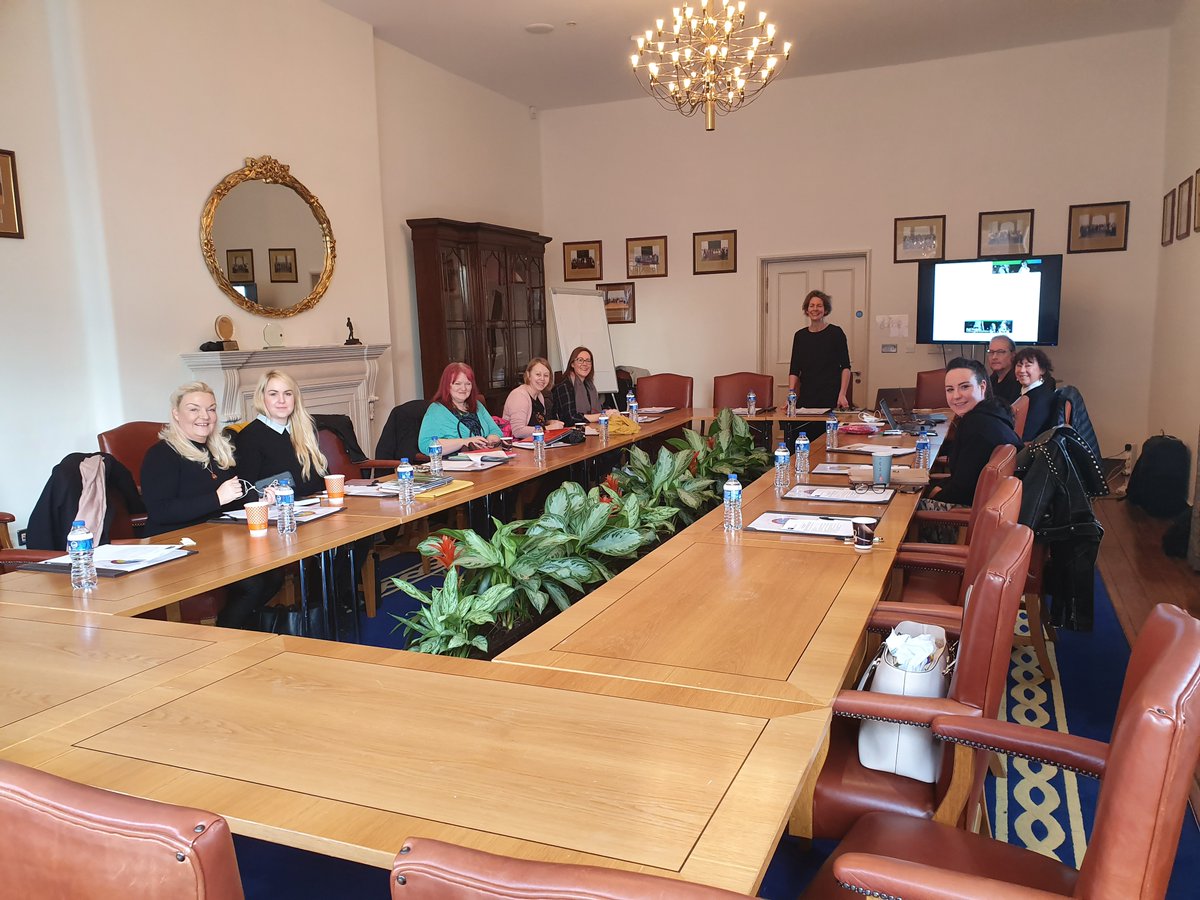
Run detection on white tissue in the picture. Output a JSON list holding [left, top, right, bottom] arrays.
[[884, 630, 943, 672]]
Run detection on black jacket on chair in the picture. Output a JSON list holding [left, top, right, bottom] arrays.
[[374, 399, 431, 461], [26, 453, 144, 550], [1015, 425, 1108, 631]]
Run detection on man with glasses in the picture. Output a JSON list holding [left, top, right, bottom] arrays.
[[986, 335, 1020, 403]]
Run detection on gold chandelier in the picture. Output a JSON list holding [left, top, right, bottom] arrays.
[[630, 1, 791, 131]]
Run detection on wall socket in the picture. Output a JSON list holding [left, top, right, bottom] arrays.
[[881, 343, 898, 353]]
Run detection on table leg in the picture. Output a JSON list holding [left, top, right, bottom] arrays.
[[788, 728, 829, 839], [347, 543, 361, 644], [297, 557, 310, 637]]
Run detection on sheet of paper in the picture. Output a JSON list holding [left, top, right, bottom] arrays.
[[784, 485, 894, 503], [796, 407, 832, 415], [638, 406, 676, 414], [39, 544, 190, 573], [220, 505, 343, 524], [813, 463, 852, 475], [441, 458, 505, 471], [744, 512, 860, 537], [834, 443, 916, 457]]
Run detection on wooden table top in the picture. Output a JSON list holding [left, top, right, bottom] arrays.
[[2, 625, 827, 894]]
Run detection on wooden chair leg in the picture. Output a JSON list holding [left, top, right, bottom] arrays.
[[1022, 592, 1055, 681], [363, 552, 377, 619], [989, 751, 1004, 778]]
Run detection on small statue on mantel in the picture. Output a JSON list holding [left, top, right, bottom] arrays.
[[344, 317, 362, 346]]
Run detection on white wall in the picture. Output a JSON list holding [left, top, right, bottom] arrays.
[[539, 30, 1169, 456], [373, 40, 544, 403], [1153, 0, 1200, 475]]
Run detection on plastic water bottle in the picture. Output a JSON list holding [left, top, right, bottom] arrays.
[[915, 433, 931, 470], [747, 390, 757, 416], [786, 390, 797, 418], [67, 520, 97, 590], [276, 477, 296, 535], [795, 432, 811, 480], [628, 397, 639, 423], [723, 474, 743, 531], [396, 458, 415, 504], [774, 441, 791, 492], [427, 439, 443, 477], [532, 425, 546, 464], [625, 389, 635, 415], [825, 413, 839, 450], [598, 411, 609, 444]]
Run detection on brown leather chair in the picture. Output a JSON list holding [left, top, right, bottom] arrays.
[[809, 520, 1033, 841], [97, 421, 165, 491], [0, 511, 13, 549], [391, 836, 747, 898], [909, 443, 1018, 543], [634, 372, 693, 408], [711, 371, 774, 410], [914, 368, 946, 410], [0, 759, 243, 899], [0, 548, 56, 575], [1010, 393, 1029, 438], [317, 428, 401, 480], [804, 603, 1200, 900]]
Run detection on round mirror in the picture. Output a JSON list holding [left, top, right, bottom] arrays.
[[200, 156, 335, 318]]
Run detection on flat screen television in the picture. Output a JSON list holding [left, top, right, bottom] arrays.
[[915, 255, 1062, 345]]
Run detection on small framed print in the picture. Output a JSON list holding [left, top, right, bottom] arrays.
[[269, 248, 298, 283], [977, 209, 1033, 258], [1177, 176, 1193, 241], [1067, 201, 1129, 254], [626, 235, 667, 278], [0, 149, 24, 239], [597, 281, 635, 324], [693, 229, 737, 275], [1195, 170, 1200, 233], [894, 215, 945, 263], [226, 248, 255, 284], [1163, 190, 1176, 247], [563, 240, 602, 281]]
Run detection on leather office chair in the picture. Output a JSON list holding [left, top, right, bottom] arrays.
[[804, 603, 1200, 900], [0, 548, 56, 574], [909, 444, 1018, 543], [1011, 393, 1029, 438], [808, 521, 1033, 841], [635, 373, 693, 408], [0, 511, 13, 549], [0, 759, 243, 899], [317, 426, 401, 481], [391, 836, 747, 898], [97, 421, 165, 492], [711, 371, 774, 410], [375, 399, 433, 462], [913, 368, 946, 410]]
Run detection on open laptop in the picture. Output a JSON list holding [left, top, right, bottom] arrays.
[[879, 398, 928, 435]]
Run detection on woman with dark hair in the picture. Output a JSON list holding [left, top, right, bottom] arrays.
[[551, 346, 615, 425], [1013, 346, 1057, 441], [788, 290, 851, 410], [418, 362, 503, 454]]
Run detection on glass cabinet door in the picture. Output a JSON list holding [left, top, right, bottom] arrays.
[[439, 245, 472, 324]]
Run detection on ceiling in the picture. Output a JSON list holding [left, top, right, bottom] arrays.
[[325, 0, 1180, 111]]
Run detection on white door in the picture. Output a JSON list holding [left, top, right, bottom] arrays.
[[761, 254, 869, 408]]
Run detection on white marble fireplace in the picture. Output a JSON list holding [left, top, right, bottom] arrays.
[[181, 344, 390, 444]]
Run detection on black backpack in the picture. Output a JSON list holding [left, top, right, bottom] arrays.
[[1127, 434, 1191, 518]]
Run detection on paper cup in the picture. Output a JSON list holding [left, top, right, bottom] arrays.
[[871, 451, 893, 484], [324, 473, 346, 505], [851, 516, 876, 552], [244, 501, 269, 537]]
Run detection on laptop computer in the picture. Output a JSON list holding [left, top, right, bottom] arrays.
[[879, 398, 928, 435]]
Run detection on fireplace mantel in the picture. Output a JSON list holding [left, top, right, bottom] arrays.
[[181, 344, 390, 443]]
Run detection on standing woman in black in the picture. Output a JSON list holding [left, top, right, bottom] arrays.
[[788, 290, 852, 411]]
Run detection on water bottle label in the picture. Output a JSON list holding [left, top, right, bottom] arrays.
[[69, 538, 93, 553]]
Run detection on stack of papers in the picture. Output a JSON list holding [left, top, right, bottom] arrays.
[[442, 449, 513, 470], [831, 443, 915, 457], [784, 485, 894, 503], [26, 544, 192, 577], [220, 505, 342, 524], [745, 512, 869, 538]]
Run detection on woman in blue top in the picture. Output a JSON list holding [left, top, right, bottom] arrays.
[[418, 362, 504, 454]]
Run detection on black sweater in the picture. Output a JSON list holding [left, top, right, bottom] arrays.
[[938, 398, 1022, 505], [1019, 379, 1058, 442], [788, 325, 851, 407], [233, 419, 326, 496], [140, 441, 241, 537]]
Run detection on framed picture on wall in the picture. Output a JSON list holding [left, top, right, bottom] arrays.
[[977, 209, 1033, 258], [1066, 200, 1129, 254], [563, 240, 602, 281], [625, 235, 667, 278], [226, 248, 255, 284], [0, 149, 24, 239], [1195, 169, 1200, 233], [893, 215, 945, 263], [1162, 190, 1176, 247], [269, 248, 298, 283], [692, 229, 737, 275], [1177, 176, 1193, 241], [597, 281, 635, 324]]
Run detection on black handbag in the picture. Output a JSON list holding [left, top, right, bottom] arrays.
[[258, 603, 326, 638]]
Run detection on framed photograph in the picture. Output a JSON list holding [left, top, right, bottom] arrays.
[[0, 149, 24, 239], [626, 235, 667, 278], [692, 229, 737, 275], [226, 249, 255, 284], [269, 248, 298, 283], [977, 209, 1033, 258], [893, 215, 945, 263], [1162, 190, 1176, 247], [1195, 170, 1200, 233], [1177, 176, 1193, 241], [1067, 200, 1130, 254], [563, 240, 602, 281], [597, 281, 636, 324]]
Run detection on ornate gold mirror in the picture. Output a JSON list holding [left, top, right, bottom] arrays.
[[201, 156, 335, 318]]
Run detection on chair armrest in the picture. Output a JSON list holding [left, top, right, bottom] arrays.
[[897, 541, 969, 558], [911, 508, 970, 527], [834, 692, 981, 729], [0, 549, 58, 575], [869, 602, 963, 636], [834, 853, 1069, 900], [0, 512, 13, 524], [932, 714, 1107, 778], [893, 551, 965, 576], [358, 457, 404, 477]]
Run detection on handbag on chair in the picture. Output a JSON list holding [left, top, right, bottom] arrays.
[[856, 621, 951, 783]]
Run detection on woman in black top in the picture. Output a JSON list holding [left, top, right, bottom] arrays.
[[550, 346, 616, 425], [140, 382, 282, 628], [1013, 347, 1058, 442], [788, 290, 851, 410], [234, 369, 328, 495]]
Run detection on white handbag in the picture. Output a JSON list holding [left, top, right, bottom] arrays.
[[856, 621, 951, 783]]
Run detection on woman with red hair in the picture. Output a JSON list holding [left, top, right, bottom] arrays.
[[417, 362, 504, 455]]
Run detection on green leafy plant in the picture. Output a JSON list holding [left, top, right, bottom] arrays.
[[615, 443, 717, 525], [669, 408, 769, 483], [389, 566, 515, 657]]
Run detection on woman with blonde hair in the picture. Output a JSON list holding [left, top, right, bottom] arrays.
[[234, 370, 328, 495], [503, 357, 564, 439]]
